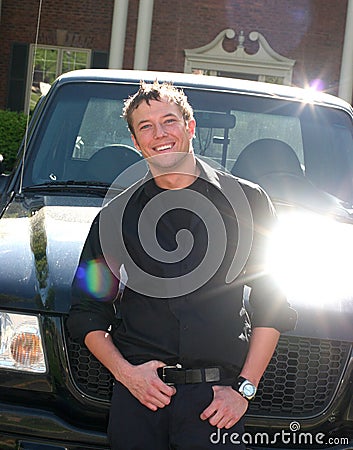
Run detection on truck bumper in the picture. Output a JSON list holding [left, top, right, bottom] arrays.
[[0, 402, 109, 449]]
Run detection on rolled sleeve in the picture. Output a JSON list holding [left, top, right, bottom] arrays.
[[67, 213, 120, 345], [244, 184, 298, 333], [249, 274, 298, 332], [66, 302, 116, 345]]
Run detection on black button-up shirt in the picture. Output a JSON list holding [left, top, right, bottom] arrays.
[[67, 159, 297, 369]]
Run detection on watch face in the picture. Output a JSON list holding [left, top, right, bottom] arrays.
[[243, 382, 256, 397], [234, 377, 257, 400]]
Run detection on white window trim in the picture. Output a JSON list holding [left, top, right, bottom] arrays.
[[184, 29, 295, 85], [25, 44, 91, 112]]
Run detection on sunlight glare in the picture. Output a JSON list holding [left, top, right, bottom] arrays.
[[268, 212, 353, 308]]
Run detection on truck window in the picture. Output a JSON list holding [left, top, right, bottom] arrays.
[[24, 82, 353, 206], [73, 97, 134, 160]]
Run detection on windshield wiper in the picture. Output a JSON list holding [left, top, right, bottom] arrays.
[[22, 180, 126, 193]]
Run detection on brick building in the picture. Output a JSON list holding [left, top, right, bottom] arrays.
[[0, 0, 351, 113]]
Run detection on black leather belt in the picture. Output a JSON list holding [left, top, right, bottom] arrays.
[[157, 365, 236, 385]]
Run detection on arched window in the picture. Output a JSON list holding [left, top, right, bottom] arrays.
[[184, 29, 295, 85]]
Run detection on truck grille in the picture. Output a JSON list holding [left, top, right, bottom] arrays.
[[248, 337, 350, 417], [66, 334, 351, 418]]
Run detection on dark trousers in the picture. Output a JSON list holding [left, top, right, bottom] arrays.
[[108, 381, 246, 450]]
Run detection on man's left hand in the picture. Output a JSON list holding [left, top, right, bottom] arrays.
[[200, 385, 248, 429]]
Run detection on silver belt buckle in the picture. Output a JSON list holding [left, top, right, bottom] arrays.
[[162, 363, 182, 385]]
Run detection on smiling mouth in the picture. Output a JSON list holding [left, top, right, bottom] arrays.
[[154, 143, 174, 152]]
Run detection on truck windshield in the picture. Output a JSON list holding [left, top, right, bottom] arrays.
[[23, 82, 353, 208]]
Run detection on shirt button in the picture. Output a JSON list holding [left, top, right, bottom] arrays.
[[183, 325, 189, 331]]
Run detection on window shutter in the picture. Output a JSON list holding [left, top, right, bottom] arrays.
[[91, 51, 109, 69], [7, 43, 29, 112]]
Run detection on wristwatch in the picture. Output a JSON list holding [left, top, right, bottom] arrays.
[[232, 376, 257, 401]]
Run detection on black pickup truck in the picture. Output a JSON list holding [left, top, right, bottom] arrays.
[[0, 70, 352, 449]]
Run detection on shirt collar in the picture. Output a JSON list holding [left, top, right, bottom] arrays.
[[141, 156, 223, 199], [196, 157, 223, 190]]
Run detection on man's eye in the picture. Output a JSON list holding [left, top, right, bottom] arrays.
[[165, 118, 176, 124], [140, 124, 152, 131]]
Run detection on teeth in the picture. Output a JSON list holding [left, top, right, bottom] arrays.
[[155, 144, 173, 151]]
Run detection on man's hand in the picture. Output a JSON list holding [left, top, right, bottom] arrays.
[[84, 331, 175, 412], [121, 360, 176, 411], [200, 385, 248, 429]]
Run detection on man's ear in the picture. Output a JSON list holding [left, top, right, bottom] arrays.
[[187, 118, 196, 138], [131, 134, 140, 151]]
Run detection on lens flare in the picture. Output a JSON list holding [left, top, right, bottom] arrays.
[[76, 259, 117, 300], [309, 79, 325, 92]]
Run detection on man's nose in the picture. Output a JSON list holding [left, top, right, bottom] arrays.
[[154, 122, 167, 138]]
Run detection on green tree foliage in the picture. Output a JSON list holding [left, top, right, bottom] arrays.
[[0, 110, 28, 172]]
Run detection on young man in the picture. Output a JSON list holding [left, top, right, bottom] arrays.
[[67, 81, 297, 449]]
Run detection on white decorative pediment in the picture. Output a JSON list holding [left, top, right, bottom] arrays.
[[184, 29, 295, 85]]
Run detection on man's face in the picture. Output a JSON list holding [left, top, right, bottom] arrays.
[[130, 97, 196, 171]]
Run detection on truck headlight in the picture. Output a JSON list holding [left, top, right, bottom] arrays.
[[0, 312, 46, 373]]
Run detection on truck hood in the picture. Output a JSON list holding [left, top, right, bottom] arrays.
[[0, 193, 352, 341], [0, 194, 101, 313]]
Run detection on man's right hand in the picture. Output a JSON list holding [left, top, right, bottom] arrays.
[[120, 360, 176, 411], [85, 330, 175, 411]]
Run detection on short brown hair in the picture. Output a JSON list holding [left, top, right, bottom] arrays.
[[122, 80, 194, 136]]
